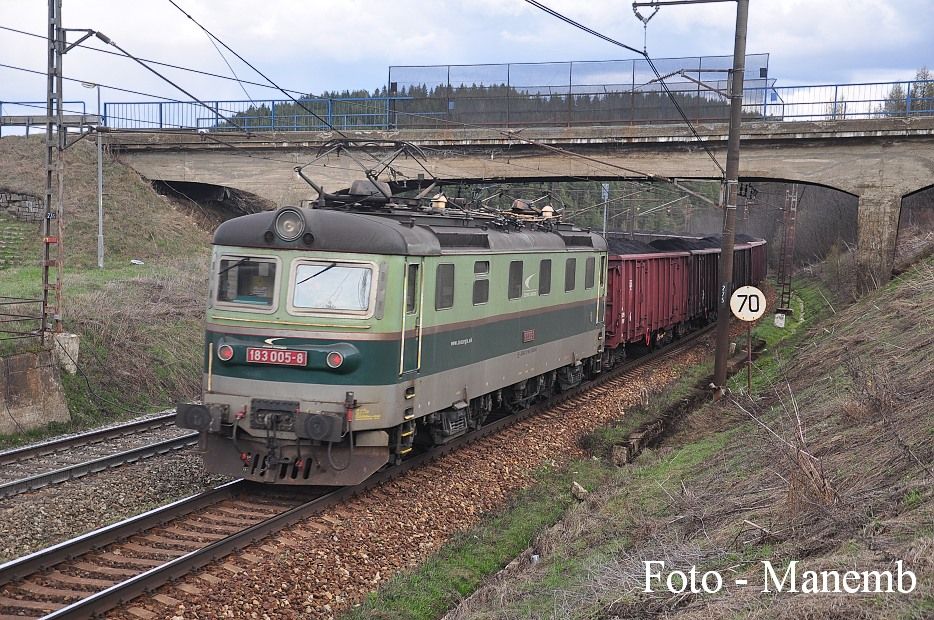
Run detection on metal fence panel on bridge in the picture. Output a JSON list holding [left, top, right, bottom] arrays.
[[104, 97, 407, 132], [97, 53, 933, 132], [387, 54, 773, 128]]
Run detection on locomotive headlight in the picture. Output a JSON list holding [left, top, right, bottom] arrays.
[[274, 208, 305, 241], [217, 344, 234, 361]]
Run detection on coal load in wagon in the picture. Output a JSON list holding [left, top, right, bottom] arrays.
[[606, 238, 662, 255], [649, 236, 718, 251]]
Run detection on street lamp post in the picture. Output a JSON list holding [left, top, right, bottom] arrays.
[[82, 81, 104, 269]]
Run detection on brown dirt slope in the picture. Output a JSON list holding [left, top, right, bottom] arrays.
[[448, 260, 933, 619]]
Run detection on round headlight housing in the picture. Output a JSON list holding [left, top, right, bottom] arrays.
[[274, 208, 305, 242]]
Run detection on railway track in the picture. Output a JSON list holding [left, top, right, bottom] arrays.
[[0, 329, 710, 619], [0, 413, 197, 500]]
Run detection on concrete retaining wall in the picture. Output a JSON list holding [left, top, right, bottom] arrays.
[[0, 351, 71, 435]]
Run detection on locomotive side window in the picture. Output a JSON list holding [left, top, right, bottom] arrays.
[[292, 262, 373, 313], [565, 258, 577, 292], [585, 257, 596, 289], [405, 264, 419, 314], [473, 261, 489, 305], [508, 260, 523, 300], [216, 257, 277, 308], [436, 263, 455, 310], [539, 259, 552, 295]]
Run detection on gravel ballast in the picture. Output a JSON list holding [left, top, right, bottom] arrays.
[[0, 451, 230, 563], [108, 343, 710, 619]]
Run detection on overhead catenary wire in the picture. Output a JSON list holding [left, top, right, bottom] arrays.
[[521, 0, 725, 175], [3, 11, 712, 213], [4, 6, 722, 177], [1, 20, 678, 189], [0, 24, 308, 96], [90, 31, 247, 133], [204, 32, 256, 106], [165, 0, 347, 138], [161, 0, 670, 184], [0, 62, 249, 117]]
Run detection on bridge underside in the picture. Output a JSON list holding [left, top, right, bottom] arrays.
[[111, 118, 934, 290]]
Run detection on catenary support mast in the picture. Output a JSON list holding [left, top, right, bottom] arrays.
[[712, 0, 749, 390]]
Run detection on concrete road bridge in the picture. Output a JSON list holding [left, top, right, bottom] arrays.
[[107, 116, 934, 289]]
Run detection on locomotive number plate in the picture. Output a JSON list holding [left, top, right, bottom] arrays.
[[246, 347, 308, 366]]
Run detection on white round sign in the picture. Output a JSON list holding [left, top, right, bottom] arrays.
[[730, 285, 766, 322]]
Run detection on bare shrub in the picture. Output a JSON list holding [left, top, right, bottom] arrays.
[[818, 240, 859, 301], [731, 386, 839, 516], [64, 255, 208, 417], [842, 357, 934, 479]]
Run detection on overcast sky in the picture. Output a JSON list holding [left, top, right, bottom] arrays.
[[0, 0, 931, 116]]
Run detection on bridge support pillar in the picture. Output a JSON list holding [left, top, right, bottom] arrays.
[[856, 189, 902, 292]]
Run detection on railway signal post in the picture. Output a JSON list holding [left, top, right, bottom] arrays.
[[730, 285, 766, 392]]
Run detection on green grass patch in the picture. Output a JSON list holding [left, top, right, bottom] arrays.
[[728, 276, 836, 393], [902, 490, 924, 511], [0, 256, 208, 449], [344, 282, 827, 619]]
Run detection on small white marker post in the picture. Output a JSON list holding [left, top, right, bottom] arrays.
[[730, 285, 766, 391]]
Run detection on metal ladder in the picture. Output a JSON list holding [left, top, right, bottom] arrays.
[[775, 185, 798, 315]]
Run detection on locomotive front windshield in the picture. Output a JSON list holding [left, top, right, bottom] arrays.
[[216, 256, 277, 307], [291, 261, 373, 313]]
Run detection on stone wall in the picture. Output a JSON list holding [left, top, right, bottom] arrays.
[[0, 192, 44, 223], [0, 351, 71, 435]]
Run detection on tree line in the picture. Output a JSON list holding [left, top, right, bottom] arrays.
[[220, 83, 761, 131], [878, 67, 933, 116]]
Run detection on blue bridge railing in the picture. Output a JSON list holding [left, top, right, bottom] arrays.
[[101, 79, 934, 132]]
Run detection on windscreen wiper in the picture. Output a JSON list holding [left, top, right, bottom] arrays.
[[296, 262, 337, 286]]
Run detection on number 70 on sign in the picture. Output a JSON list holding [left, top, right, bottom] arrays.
[[730, 285, 766, 321]]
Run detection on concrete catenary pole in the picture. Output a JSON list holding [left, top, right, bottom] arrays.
[[712, 0, 749, 390]]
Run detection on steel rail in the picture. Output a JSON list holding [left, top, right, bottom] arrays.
[[0, 412, 177, 466], [0, 433, 198, 499], [0, 328, 710, 619], [0, 480, 247, 588]]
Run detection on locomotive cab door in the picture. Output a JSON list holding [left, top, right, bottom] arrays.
[[399, 260, 424, 375]]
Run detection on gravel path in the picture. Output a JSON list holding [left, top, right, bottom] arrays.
[[0, 451, 230, 563], [109, 342, 710, 620]]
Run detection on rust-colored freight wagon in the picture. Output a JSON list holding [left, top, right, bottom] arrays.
[[604, 250, 691, 349], [603, 235, 768, 353]]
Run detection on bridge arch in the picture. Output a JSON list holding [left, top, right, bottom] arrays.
[[111, 116, 934, 289]]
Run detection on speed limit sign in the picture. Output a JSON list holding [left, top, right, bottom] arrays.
[[730, 285, 766, 322]]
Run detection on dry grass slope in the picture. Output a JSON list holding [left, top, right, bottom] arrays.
[[0, 135, 207, 266], [446, 260, 933, 620]]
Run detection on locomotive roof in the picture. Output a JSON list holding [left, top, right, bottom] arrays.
[[213, 207, 608, 256]]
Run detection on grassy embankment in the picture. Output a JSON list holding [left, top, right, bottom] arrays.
[[0, 136, 210, 447], [345, 262, 932, 620]]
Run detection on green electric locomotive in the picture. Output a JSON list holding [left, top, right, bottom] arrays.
[[177, 188, 608, 485]]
